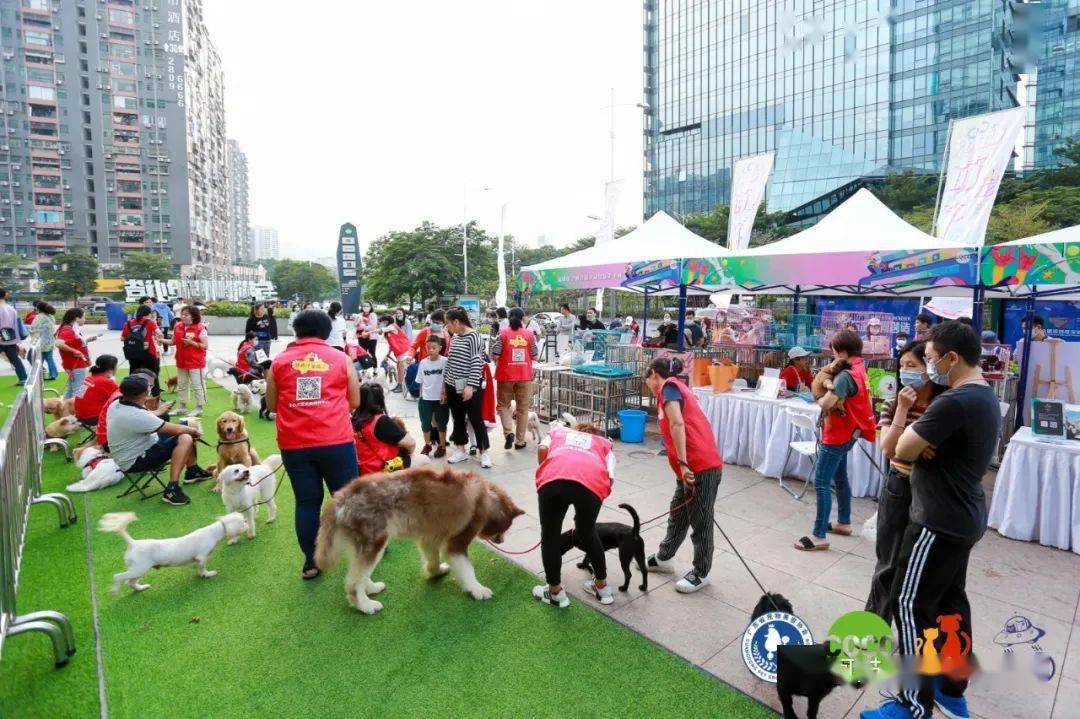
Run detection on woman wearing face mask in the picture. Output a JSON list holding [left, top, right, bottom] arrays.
[[865, 340, 942, 621], [394, 306, 414, 340], [57, 308, 98, 399], [410, 309, 449, 359], [355, 301, 379, 358], [579, 308, 605, 331]]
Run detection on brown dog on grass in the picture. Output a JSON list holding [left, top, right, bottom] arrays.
[[315, 465, 524, 614], [212, 411, 260, 491]]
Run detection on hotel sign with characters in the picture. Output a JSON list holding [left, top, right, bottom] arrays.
[[337, 222, 362, 315]]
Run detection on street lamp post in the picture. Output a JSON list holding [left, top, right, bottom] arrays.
[[461, 184, 491, 294]]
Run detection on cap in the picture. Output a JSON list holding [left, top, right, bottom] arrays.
[[624, 316, 633, 324], [787, 346, 810, 359], [119, 375, 150, 398]]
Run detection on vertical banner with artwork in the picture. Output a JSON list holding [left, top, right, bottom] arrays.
[[337, 222, 361, 315], [593, 180, 623, 314], [727, 152, 775, 250], [935, 108, 1026, 246]]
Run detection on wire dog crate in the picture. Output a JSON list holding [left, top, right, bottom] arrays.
[[553, 370, 644, 437], [531, 363, 573, 422]]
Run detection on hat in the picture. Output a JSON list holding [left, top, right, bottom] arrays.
[[787, 346, 810, 360], [119, 375, 150, 397], [993, 615, 1045, 647], [624, 316, 633, 324]]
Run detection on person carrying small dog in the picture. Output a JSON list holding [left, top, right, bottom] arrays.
[[643, 356, 723, 593], [492, 307, 538, 451], [533, 423, 615, 608], [352, 382, 416, 474]]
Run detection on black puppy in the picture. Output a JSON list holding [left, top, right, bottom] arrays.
[[559, 503, 647, 592], [751, 593, 847, 719]]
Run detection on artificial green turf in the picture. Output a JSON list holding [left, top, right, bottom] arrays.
[[0, 373, 776, 719]]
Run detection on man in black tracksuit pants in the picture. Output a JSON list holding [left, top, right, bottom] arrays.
[[864, 322, 1001, 719]]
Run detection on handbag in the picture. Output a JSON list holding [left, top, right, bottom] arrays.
[[17, 317, 28, 340]]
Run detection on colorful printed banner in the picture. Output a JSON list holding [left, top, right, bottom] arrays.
[[982, 241, 1080, 287], [728, 152, 775, 250], [935, 108, 1027, 246]]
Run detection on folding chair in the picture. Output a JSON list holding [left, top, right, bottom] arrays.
[[781, 408, 818, 500], [117, 463, 169, 500], [73, 418, 98, 448]]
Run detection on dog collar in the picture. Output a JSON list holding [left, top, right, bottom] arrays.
[[217, 435, 250, 448], [85, 454, 106, 471], [217, 519, 229, 536]]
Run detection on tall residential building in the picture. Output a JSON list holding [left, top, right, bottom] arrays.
[[250, 224, 278, 260], [0, 0, 228, 277], [643, 0, 1023, 219], [226, 138, 250, 263]]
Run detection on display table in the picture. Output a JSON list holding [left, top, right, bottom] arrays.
[[693, 388, 885, 498], [988, 427, 1080, 554]]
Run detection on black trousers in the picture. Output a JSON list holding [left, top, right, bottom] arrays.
[[866, 468, 912, 623], [358, 338, 378, 357], [889, 523, 975, 718], [128, 355, 161, 397], [538, 480, 604, 586], [445, 383, 489, 451]]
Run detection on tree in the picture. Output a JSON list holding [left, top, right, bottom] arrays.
[[986, 201, 1053, 245], [255, 258, 279, 277], [42, 252, 99, 303], [872, 170, 938, 213], [0, 253, 26, 283], [122, 251, 174, 280], [682, 205, 793, 247], [271, 259, 338, 302]]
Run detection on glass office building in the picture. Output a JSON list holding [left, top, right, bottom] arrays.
[[643, 0, 1019, 219], [1034, 0, 1080, 167]]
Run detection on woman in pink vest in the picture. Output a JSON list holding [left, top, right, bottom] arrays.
[[532, 423, 615, 608], [493, 307, 538, 450], [794, 329, 877, 552], [643, 356, 723, 594], [170, 305, 209, 416], [267, 309, 361, 579]]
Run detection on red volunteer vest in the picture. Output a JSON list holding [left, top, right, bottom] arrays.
[[57, 324, 90, 370], [96, 391, 120, 447], [74, 372, 119, 421], [535, 427, 613, 501], [657, 377, 723, 477], [236, 340, 254, 374], [123, 318, 159, 358], [173, 321, 207, 370], [384, 326, 411, 357], [271, 337, 354, 451], [821, 357, 877, 446], [354, 414, 401, 476], [494, 327, 535, 382]]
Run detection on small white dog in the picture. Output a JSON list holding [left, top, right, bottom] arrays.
[[66, 446, 123, 493], [548, 412, 578, 430], [526, 411, 542, 444], [231, 384, 258, 414], [206, 355, 231, 379], [99, 511, 247, 596], [249, 379, 267, 395], [217, 455, 281, 543]]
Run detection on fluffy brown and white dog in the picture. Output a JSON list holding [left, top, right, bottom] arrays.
[[165, 376, 179, 393], [43, 396, 74, 420], [315, 465, 524, 614], [212, 410, 260, 490], [66, 445, 123, 493], [45, 415, 81, 441], [217, 455, 281, 543], [231, 384, 258, 414]]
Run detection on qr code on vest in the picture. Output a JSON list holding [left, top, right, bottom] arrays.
[[296, 377, 322, 400]]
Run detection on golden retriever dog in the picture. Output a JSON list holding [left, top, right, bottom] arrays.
[[45, 416, 82, 446], [43, 396, 74, 420], [315, 465, 524, 614], [212, 411, 260, 490]]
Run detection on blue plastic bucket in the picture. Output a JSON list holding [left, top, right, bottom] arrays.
[[618, 409, 647, 443]]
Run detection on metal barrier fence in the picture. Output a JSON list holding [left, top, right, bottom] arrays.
[[0, 342, 77, 668]]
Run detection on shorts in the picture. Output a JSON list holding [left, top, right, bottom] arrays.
[[418, 398, 449, 433], [127, 434, 179, 473]]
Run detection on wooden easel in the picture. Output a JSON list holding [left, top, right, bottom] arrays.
[[1034, 339, 1076, 403]]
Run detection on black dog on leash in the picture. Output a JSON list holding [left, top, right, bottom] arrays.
[[751, 593, 846, 719], [559, 503, 647, 592]]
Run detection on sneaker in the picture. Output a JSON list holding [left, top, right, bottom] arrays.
[[504, 433, 515, 450], [469, 445, 478, 456], [162, 484, 191, 506], [420, 444, 432, 456], [175, 406, 189, 416], [583, 580, 614, 605], [532, 585, 570, 608], [447, 448, 469, 464], [675, 570, 710, 593], [182, 465, 214, 484], [934, 684, 970, 719], [390, 385, 403, 394], [646, 554, 675, 574], [189, 406, 203, 417], [859, 700, 915, 719], [479, 452, 492, 468], [433, 446, 446, 458]]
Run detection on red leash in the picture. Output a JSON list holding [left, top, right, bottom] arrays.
[[485, 482, 697, 556]]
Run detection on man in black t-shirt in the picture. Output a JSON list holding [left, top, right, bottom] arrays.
[[863, 322, 1000, 719]]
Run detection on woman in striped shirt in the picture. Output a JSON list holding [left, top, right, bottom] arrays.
[[866, 340, 943, 621], [442, 306, 491, 468]]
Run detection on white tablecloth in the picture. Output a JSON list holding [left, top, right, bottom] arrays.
[[693, 388, 885, 498], [988, 427, 1080, 554]]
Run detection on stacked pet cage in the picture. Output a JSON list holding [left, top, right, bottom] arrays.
[[531, 363, 572, 422], [553, 370, 644, 437]]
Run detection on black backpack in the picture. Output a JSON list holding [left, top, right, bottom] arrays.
[[123, 320, 152, 362]]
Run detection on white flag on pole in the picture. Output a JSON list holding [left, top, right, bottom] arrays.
[[727, 152, 775, 250], [593, 180, 623, 314], [935, 107, 1026, 246]]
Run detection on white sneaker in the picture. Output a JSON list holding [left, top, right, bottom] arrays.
[[447, 448, 469, 464], [675, 570, 710, 593], [189, 406, 203, 417], [532, 585, 570, 608], [479, 452, 492, 468], [583, 580, 614, 605], [645, 554, 675, 574]]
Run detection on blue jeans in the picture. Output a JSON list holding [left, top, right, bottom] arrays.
[[65, 367, 87, 399], [41, 349, 58, 379], [281, 441, 359, 566], [1, 344, 26, 382], [812, 438, 855, 538]]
